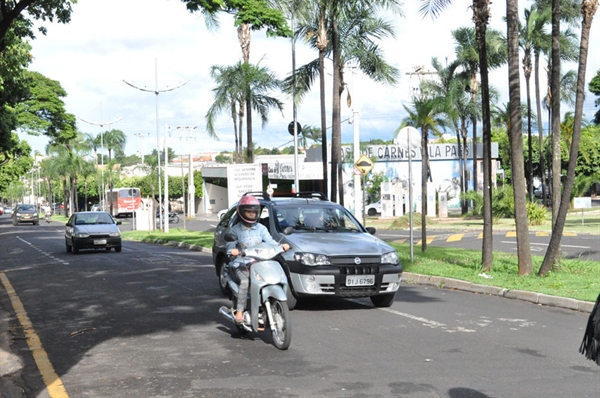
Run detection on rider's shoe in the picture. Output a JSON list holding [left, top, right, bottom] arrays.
[[233, 310, 244, 324]]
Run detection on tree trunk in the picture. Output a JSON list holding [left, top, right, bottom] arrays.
[[246, 95, 253, 163], [534, 49, 548, 205], [472, 116, 478, 192], [421, 127, 428, 252], [540, 0, 598, 275], [507, 0, 533, 276], [330, 10, 341, 203], [317, 8, 329, 198], [473, 0, 493, 272], [550, 0, 562, 265], [524, 59, 534, 201]]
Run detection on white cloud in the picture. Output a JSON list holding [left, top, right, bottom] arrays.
[[21, 0, 600, 157]]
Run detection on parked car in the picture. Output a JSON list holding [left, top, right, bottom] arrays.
[[12, 204, 39, 225], [534, 186, 551, 200], [213, 192, 403, 309], [3, 206, 12, 215], [365, 200, 382, 216], [91, 203, 102, 211], [65, 211, 122, 254]]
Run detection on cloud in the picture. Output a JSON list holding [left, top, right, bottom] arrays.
[[21, 0, 600, 157]]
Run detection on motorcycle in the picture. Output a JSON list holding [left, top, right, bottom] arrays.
[[45, 212, 52, 223], [219, 230, 293, 350], [156, 211, 179, 225]]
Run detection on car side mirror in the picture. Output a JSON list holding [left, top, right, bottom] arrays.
[[366, 227, 376, 235], [116, 221, 122, 225], [282, 226, 294, 235]]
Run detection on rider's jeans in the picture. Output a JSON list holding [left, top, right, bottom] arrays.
[[235, 266, 250, 313]]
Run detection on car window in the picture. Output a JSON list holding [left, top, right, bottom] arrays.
[[274, 204, 361, 232], [17, 205, 35, 211]]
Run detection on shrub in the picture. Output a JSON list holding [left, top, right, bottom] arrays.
[[527, 201, 548, 226]]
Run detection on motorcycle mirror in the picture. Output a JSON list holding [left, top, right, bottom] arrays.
[[224, 233, 237, 242]]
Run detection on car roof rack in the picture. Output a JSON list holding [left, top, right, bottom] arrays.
[[242, 191, 272, 201], [288, 191, 329, 201]]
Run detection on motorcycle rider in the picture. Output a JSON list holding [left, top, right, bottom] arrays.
[[227, 195, 290, 324]]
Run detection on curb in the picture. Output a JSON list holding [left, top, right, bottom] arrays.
[[402, 272, 594, 313]]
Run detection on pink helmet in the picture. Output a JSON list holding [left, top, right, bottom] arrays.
[[237, 195, 261, 225]]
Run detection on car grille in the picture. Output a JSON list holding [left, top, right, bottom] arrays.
[[89, 234, 110, 239], [320, 256, 383, 295]]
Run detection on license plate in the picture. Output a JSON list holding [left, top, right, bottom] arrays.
[[94, 239, 107, 245], [346, 275, 375, 286]]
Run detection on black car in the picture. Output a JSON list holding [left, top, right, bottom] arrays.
[[213, 192, 403, 309], [65, 211, 122, 254]]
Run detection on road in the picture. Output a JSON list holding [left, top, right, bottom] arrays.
[[1, 218, 599, 398]]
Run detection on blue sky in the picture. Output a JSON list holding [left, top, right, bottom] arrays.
[[21, 0, 600, 158]]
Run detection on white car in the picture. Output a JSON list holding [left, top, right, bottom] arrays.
[[365, 200, 382, 216]]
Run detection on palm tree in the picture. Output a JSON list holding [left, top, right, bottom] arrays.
[[418, 0, 499, 271], [103, 129, 126, 215], [399, 96, 445, 252], [507, 0, 534, 276], [287, 0, 402, 202], [539, 0, 599, 275]]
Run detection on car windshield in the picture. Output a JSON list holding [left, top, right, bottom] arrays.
[[75, 213, 115, 225], [273, 204, 362, 232], [18, 205, 35, 211]]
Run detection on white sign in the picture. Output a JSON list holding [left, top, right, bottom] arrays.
[[227, 164, 262, 207], [573, 197, 592, 209]]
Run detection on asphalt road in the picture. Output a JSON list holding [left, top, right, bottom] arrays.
[[1, 218, 599, 397]]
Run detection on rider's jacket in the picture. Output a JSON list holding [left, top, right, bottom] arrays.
[[226, 222, 277, 255]]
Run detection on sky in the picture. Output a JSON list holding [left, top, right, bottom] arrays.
[[21, 0, 600, 158]]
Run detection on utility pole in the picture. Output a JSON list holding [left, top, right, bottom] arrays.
[[79, 109, 123, 213], [123, 58, 187, 231], [405, 65, 438, 100], [133, 132, 150, 165], [173, 126, 199, 219]]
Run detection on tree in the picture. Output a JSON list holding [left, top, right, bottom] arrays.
[[418, 0, 497, 272], [286, 0, 402, 202], [103, 129, 126, 214], [507, 0, 534, 276], [0, 0, 74, 51], [399, 96, 445, 252], [539, 0, 598, 275]]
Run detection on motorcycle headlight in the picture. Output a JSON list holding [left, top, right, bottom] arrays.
[[294, 252, 331, 266], [381, 251, 400, 265]]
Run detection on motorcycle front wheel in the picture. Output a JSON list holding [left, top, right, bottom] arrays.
[[269, 299, 291, 350]]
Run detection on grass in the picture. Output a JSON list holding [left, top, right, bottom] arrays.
[[121, 222, 600, 303]]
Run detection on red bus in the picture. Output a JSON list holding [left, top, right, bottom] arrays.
[[106, 187, 142, 217]]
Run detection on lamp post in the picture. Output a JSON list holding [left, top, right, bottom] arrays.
[[124, 58, 187, 231], [399, 126, 421, 263]]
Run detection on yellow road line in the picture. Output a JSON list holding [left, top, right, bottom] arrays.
[[0, 273, 69, 398], [417, 236, 436, 245], [506, 231, 517, 237], [447, 234, 464, 242], [563, 232, 577, 237], [536, 231, 550, 237], [478, 233, 484, 239], [392, 239, 407, 244]]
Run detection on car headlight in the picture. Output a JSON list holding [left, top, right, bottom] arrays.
[[294, 252, 331, 266], [74, 232, 90, 238], [109, 231, 121, 237], [381, 251, 400, 265]]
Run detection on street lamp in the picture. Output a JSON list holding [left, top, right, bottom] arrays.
[[398, 126, 421, 263]]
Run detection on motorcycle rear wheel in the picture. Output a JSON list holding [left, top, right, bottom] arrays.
[[269, 299, 291, 350]]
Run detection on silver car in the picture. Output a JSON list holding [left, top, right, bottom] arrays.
[[65, 211, 122, 254], [12, 204, 39, 225]]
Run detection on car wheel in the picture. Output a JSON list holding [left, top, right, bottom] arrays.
[[115, 245, 122, 253], [72, 243, 79, 254], [367, 208, 377, 216], [217, 258, 231, 295], [66, 241, 72, 253], [105, 247, 111, 251], [286, 286, 298, 310], [370, 293, 395, 307]]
